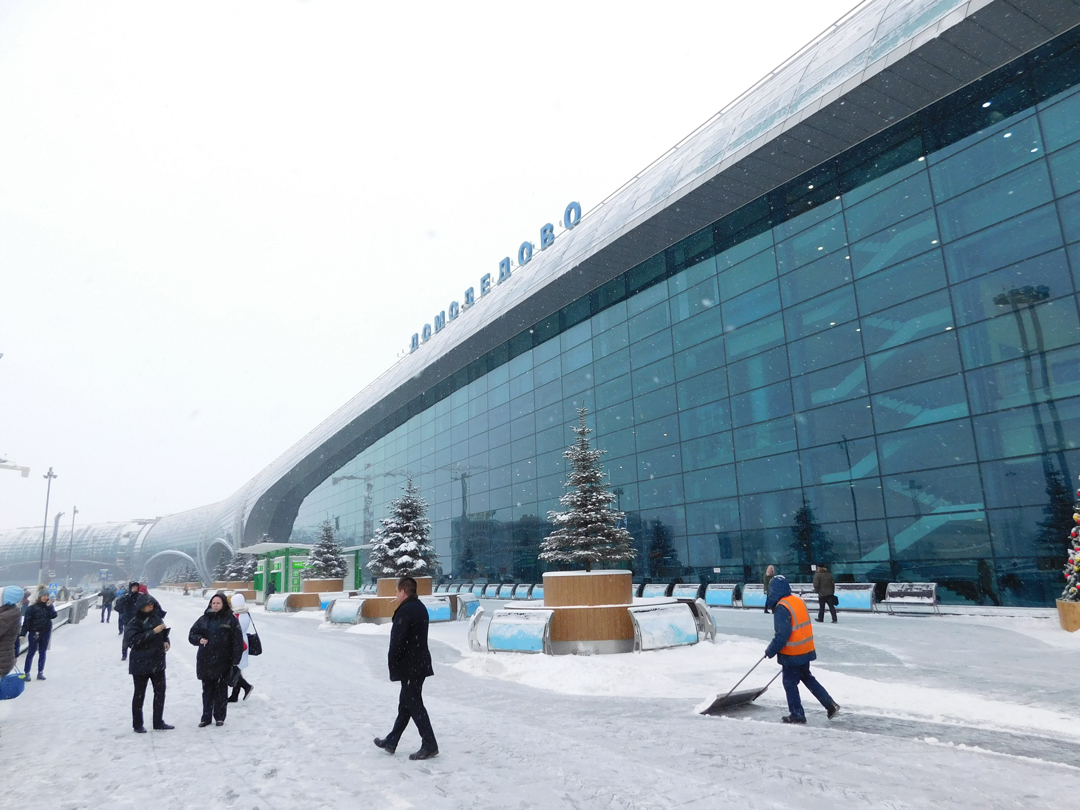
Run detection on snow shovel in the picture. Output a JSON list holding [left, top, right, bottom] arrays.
[[700, 656, 782, 715]]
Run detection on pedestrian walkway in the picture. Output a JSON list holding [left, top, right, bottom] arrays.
[[1, 592, 1078, 809]]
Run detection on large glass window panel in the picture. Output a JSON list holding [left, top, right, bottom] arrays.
[[635, 392, 679, 430], [682, 432, 735, 471], [982, 451, 1080, 508], [1058, 190, 1080, 244], [686, 498, 740, 536], [670, 277, 719, 324], [787, 323, 863, 375], [734, 417, 797, 461], [632, 358, 676, 397], [629, 331, 674, 369], [775, 213, 847, 273], [637, 445, 683, 480], [972, 396, 1080, 460], [737, 451, 801, 495], [887, 512, 991, 559], [534, 356, 561, 387], [791, 358, 867, 410], [674, 335, 724, 382], [741, 489, 804, 530], [628, 302, 671, 344], [784, 285, 858, 342], [595, 374, 632, 410], [593, 323, 629, 360], [779, 252, 853, 308], [534, 379, 561, 410], [590, 300, 627, 334], [937, 161, 1054, 243], [668, 255, 717, 294], [882, 464, 983, 518], [943, 203, 1063, 283], [958, 296, 1080, 369], [596, 399, 634, 436], [845, 171, 933, 242], [930, 113, 1043, 201], [684, 464, 738, 502], [966, 345, 1080, 415], [716, 230, 774, 270], [560, 320, 590, 352], [774, 198, 841, 243], [638, 474, 684, 509], [728, 345, 789, 395], [1039, 88, 1080, 152], [795, 397, 875, 448], [731, 381, 793, 428], [598, 426, 636, 461], [670, 307, 724, 351], [872, 375, 969, 433], [878, 419, 977, 475], [842, 149, 925, 206], [726, 312, 786, 363], [867, 331, 963, 392], [987, 506, 1055, 558], [717, 248, 777, 300], [535, 425, 565, 454], [849, 209, 939, 278], [722, 280, 781, 331], [801, 437, 878, 485], [951, 249, 1073, 327], [677, 367, 728, 410], [1049, 139, 1080, 197], [860, 290, 954, 353], [594, 347, 630, 385], [626, 278, 667, 316], [680, 401, 731, 441], [801, 483, 868, 524]]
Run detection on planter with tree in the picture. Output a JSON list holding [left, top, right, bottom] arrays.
[[363, 476, 436, 621]]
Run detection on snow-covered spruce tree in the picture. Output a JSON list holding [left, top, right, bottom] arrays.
[[366, 476, 437, 578], [224, 553, 257, 581], [303, 519, 348, 579], [539, 406, 636, 573], [213, 552, 231, 581], [1061, 474, 1080, 602]]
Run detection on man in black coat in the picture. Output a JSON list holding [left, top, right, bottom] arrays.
[[373, 576, 438, 760], [123, 593, 173, 732], [21, 590, 58, 680], [114, 581, 141, 659], [99, 584, 117, 623]]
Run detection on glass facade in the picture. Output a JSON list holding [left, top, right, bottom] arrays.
[[292, 32, 1080, 606]]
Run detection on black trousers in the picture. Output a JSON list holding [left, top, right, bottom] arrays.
[[202, 676, 229, 722], [101, 604, 112, 622], [817, 598, 837, 622], [386, 677, 437, 751], [229, 673, 252, 701], [132, 670, 166, 729]]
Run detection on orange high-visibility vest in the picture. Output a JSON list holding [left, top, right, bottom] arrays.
[[778, 595, 815, 657]]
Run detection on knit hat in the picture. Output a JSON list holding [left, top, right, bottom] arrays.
[[2, 585, 23, 606], [230, 593, 248, 613]]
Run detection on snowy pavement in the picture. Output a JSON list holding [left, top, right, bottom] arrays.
[[2, 592, 1078, 809]]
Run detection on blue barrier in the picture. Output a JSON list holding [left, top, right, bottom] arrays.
[[420, 596, 454, 622], [265, 594, 290, 612], [472, 584, 487, 598], [436, 584, 449, 594], [741, 584, 766, 608], [512, 584, 533, 600], [835, 583, 877, 611], [456, 592, 480, 618], [672, 583, 704, 600], [497, 583, 516, 599], [483, 584, 502, 599], [326, 598, 365, 624], [486, 608, 554, 654], [530, 584, 544, 600], [627, 602, 699, 651], [641, 583, 671, 598], [704, 583, 739, 607], [318, 591, 352, 610]]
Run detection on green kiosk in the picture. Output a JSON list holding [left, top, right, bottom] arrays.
[[240, 542, 311, 603]]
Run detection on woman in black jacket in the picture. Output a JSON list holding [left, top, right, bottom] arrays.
[[123, 593, 173, 733], [188, 593, 243, 727], [21, 590, 57, 680]]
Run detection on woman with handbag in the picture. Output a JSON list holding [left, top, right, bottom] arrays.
[[228, 593, 256, 702], [188, 593, 243, 727]]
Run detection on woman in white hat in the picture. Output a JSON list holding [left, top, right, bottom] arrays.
[[228, 593, 254, 701]]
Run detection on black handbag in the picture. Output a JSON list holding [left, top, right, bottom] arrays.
[[227, 665, 242, 689], [246, 615, 262, 656]]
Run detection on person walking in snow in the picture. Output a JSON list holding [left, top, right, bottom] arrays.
[[21, 589, 57, 681], [764, 575, 840, 724], [228, 593, 255, 702], [124, 592, 173, 732], [0, 585, 24, 677], [99, 584, 117, 623], [813, 564, 837, 623], [762, 565, 776, 614], [114, 581, 141, 659], [188, 592, 243, 727], [373, 576, 439, 760]]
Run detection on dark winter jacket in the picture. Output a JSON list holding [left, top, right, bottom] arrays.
[[813, 568, 835, 598], [114, 585, 142, 623], [0, 603, 21, 675], [124, 594, 170, 676], [388, 595, 433, 683], [188, 598, 243, 682], [764, 576, 817, 666], [22, 599, 58, 637], [99, 586, 116, 606]]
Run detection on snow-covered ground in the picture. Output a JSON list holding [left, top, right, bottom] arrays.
[[2, 592, 1078, 809]]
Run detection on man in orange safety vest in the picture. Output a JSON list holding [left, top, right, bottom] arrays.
[[764, 575, 841, 724]]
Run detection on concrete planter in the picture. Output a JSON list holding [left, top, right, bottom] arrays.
[[1057, 599, 1080, 632], [376, 576, 432, 597], [302, 578, 344, 593], [543, 570, 635, 654]]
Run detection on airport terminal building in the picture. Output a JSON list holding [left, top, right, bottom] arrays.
[[3, 0, 1080, 606]]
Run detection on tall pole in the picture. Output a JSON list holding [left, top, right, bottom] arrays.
[[38, 467, 57, 586], [65, 506, 79, 589]]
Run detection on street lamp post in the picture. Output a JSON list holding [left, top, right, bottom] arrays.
[[65, 506, 79, 589], [37, 467, 57, 586]]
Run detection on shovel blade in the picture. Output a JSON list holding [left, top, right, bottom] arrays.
[[699, 685, 769, 715]]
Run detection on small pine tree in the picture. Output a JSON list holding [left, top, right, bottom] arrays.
[[539, 406, 636, 573], [224, 553, 257, 581], [1061, 474, 1080, 602], [791, 499, 832, 570], [213, 552, 231, 581], [303, 519, 348, 579], [367, 476, 437, 578]]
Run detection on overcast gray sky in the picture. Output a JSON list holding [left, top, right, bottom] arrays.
[[0, 0, 859, 530]]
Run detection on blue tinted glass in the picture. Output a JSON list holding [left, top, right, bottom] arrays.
[[731, 381, 793, 428], [722, 280, 781, 331], [867, 331, 962, 392], [728, 345, 789, 395], [849, 209, 938, 278], [594, 347, 630, 384], [878, 420, 977, 475], [686, 498, 740, 536], [725, 312, 786, 363], [930, 114, 1043, 202], [674, 335, 725, 381], [787, 324, 863, 376], [958, 297, 1080, 369], [677, 367, 728, 409], [1039, 89, 1080, 152], [595, 374, 631, 409], [734, 417, 797, 460], [590, 300, 627, 334], [800, 437, 878, 485], [855, 249, 947, 315], [684, 464, 738, 502], [794, 397, 874, 448], [671, 307, 723, 351], [872, 375, 969, 433], [845, 171, 932, 242], [943, 203, 1063, 283], [741, 489, 803, 530], [716, 230, 773, 269], [776, 213, 847, 273], [629, 331, 673, 369], [680, 401, 732, 440], [668, 255, 717, 294], [635, 413, 680, 451], [937, 161, 1053, 242], [886, 512, 990, 558], [628, 303, 670, 343], [683, 432, 735, 471], [965, 345, 1080, 415], [779, 252, 853, 307], [634, 387, 678, 423], [784, 285, 858, 342], [595, 399, 634, 435], [631, 358, 676, 396], [951, 249, 1072, 326], [717, 248, 777, 300], [598, 426, 636, 458], [791, 358, 867, 410], [982, 453, 1080, 508], [638, 474, 684, 509], [860, 290, 954, 353], [593, 323, 629, 359], [1059, 190, 1080, 244], [670, 277, 719, 324], [1049, 139, 1080, 196], [972, 396, 1080, 460], [882, 465, 983, 518], [736, 452, 801, 494]]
